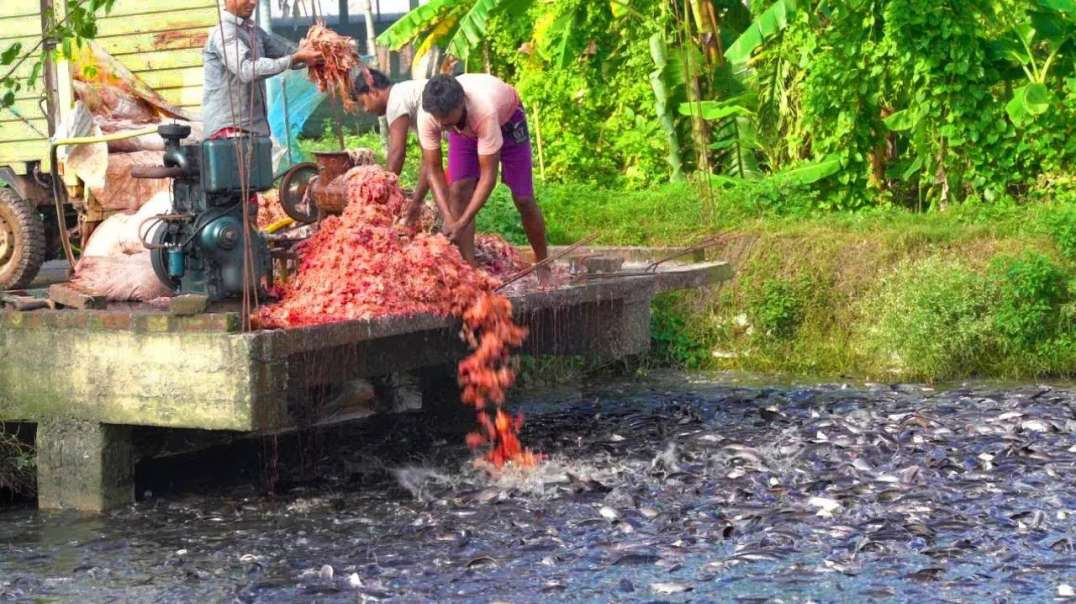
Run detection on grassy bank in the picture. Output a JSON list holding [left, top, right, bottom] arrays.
[[481, 178, 1076, 382], [297, 132, 1075, 382]]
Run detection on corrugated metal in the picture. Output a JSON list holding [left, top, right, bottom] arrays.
[[0, 0, 218, 172]]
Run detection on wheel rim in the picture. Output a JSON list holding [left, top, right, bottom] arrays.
[[0, 215, 14, 267], [278, 163, 320, 223]]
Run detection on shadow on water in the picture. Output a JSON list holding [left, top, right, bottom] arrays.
[[1, 371, 1074, 603]]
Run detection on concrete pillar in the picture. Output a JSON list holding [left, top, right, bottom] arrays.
[[415, 364, 474, 435], [35, 419, 134, 512]]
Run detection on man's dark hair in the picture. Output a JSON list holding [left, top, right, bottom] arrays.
[[422, 75, 465, 117], [352, 68, 391, 96]]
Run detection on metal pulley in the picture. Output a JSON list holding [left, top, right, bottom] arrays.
[[277, 162, 320, 224]]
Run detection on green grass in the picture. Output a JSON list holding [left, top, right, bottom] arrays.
[[0, 424, 34, 498]]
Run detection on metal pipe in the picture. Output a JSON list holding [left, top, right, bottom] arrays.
[[50, 126, 160, 148]]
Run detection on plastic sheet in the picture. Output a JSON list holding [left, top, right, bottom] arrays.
[[268, 69, 326, 170]]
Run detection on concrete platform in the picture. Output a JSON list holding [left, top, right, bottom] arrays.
[[0, 261, 731, 511]]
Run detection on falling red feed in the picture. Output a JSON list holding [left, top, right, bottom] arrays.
[[256, 165, 537, 467], [302, 23, 361, 112]]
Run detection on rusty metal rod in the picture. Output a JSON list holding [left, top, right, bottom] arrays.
[[643, 232, 730, 272], [495, 233, 599, 291]]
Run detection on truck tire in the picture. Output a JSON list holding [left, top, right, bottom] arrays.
[[0, 188, 46, 290]]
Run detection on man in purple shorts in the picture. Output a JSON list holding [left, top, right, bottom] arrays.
[[415, 74, 549, 279]]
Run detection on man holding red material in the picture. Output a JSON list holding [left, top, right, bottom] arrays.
[[203, 0, 323, 139], [417, 74, 549, 279]]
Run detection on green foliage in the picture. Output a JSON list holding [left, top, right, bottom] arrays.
[[1, 0, 115, 110], [990, 252, 1072, 349], [734, 0, 1076, 208], [747, 277, 811, 340], [1044, 205, 1076, 258], [862, 252, 1075, 379], [649, 33, 685, 178], [474, 186, 528, 243], [725, 0, 798, 65], [506, 0, 672, 189], [377, 0, 537, 70], [0, 424, 35, 498], [863, 257, 997, 379], [797, 1, 887, 208], [650, 293, 711, 368]]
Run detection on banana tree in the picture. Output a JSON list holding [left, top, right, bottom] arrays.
[[724, 0, 798, 67], [679, 96, 760, 179], [650, 33, 685, 179], [993, 0, 1076, 125], [377, 0, 533, 74]]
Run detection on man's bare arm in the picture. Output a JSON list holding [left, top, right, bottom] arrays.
[[454, 152, 500, 229], [386, 116, 410, 176], [422, 146, 455, 223]]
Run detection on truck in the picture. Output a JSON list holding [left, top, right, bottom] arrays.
[[0, 0, 215, 289]]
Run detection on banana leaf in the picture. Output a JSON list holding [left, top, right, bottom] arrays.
[[650, 34, 685, 179], [377, 0, 459, 50], [771, 154, 841, 185], [724, 0, 797, 65], [447, 0, 505, 64]]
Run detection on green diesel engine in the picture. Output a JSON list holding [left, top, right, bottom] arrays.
[[133, 124, 272, 301]]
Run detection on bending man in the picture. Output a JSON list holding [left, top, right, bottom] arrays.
[[418, 74, 549, 276], [353, 68, 429, 223]]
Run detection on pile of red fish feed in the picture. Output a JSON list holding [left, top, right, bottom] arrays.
[[256, 190, 290, 230], [256, 166, 536, 467], [302, 23, 360, 112]]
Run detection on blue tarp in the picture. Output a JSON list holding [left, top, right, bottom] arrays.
[[267, 69, 326, 170]]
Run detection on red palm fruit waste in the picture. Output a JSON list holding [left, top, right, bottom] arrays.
[[256, 165, 537, 467], [302, 22, 361, 112]]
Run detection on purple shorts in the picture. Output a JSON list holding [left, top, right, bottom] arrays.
[[447, 106, 534, 198]]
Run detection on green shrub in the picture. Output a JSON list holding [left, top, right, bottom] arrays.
[[988, 253, 1075, 374], [863, 257, 996, 379], [747, 277, 811, 340], [1044, 205, 1076, 260], [650, 293, 710, 368], [991, 253, 1070, 349]]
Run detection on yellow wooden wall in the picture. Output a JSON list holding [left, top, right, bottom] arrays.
[[0, 0, 218, 173]]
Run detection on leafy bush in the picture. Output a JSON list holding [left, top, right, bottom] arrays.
[[863, 257, 996, 379], [651, 293, 710, 368], [991, 253, 1071, 349], [1044, 205, 1076, 260], [747, 277, 811, 340], [862, 252, 1075, 379]]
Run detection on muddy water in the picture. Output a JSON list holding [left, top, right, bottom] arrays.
[[2, 373, 1075, 603]]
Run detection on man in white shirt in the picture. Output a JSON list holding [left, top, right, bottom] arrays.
[[353, 68, 429, 223]]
